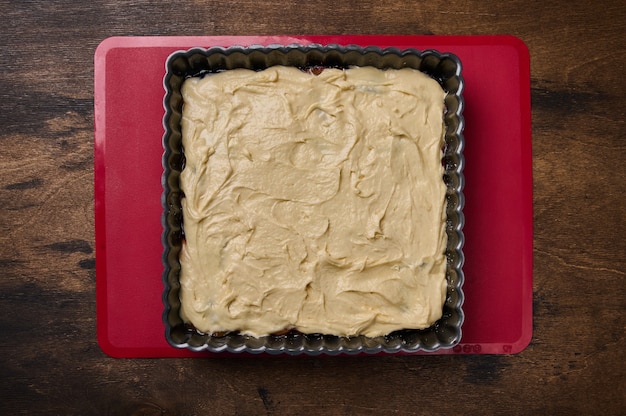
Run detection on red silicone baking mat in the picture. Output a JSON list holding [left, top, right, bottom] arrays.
[[94, 35, 533, 357]]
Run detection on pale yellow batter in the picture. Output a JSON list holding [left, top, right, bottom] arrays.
[[179, 66, 448, 337]]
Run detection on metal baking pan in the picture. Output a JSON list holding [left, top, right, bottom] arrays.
[[162, 44, 465, 355]]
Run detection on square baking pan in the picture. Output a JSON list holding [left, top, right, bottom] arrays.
[[161, 44, 465, 355]]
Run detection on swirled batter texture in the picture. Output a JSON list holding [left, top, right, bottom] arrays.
[[179, 66, 447, 337]]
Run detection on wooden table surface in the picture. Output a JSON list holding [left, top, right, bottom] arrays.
[[1, 1, 624, 414]]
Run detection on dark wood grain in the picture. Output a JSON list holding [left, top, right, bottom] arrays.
[[1, 0, 625, 415]]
